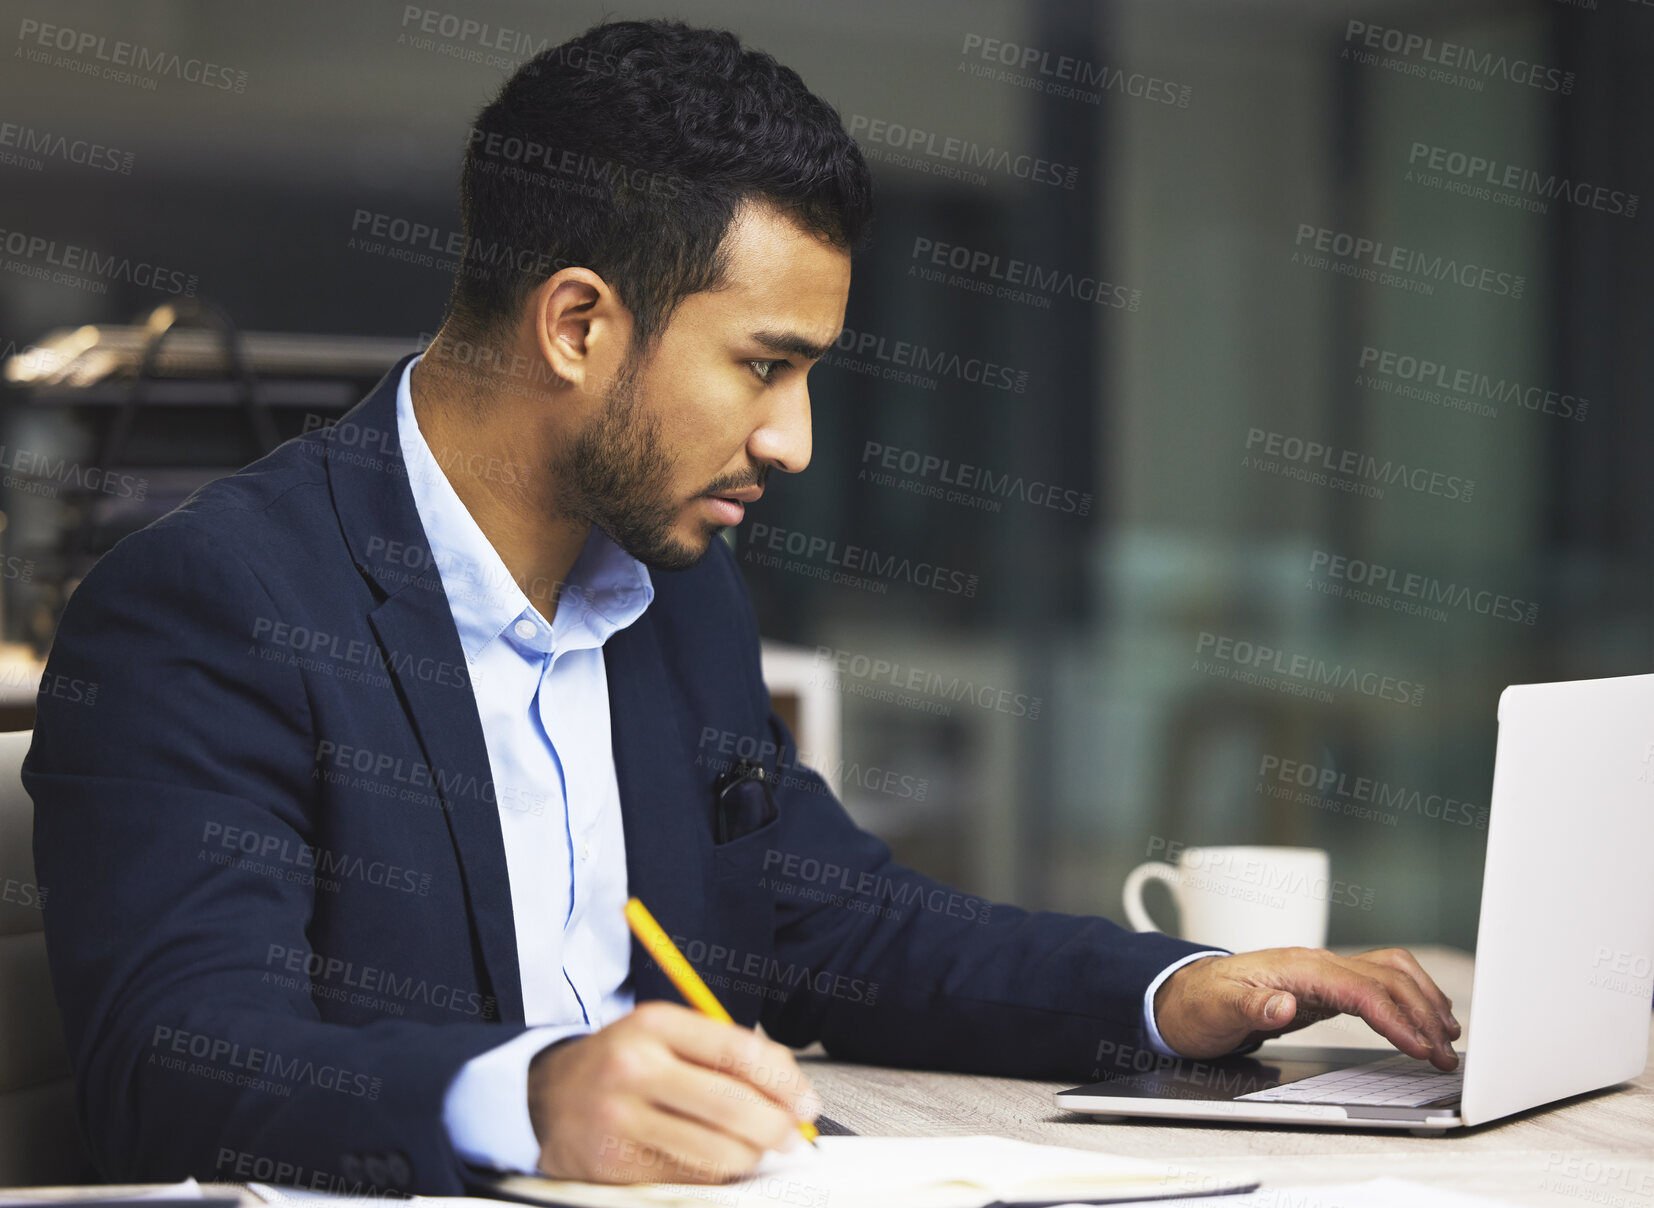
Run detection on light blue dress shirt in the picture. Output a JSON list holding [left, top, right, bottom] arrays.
[[395, 355, 1221, 1172]]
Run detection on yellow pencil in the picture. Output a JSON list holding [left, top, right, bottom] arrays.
[[624, 896, 819, 1147]]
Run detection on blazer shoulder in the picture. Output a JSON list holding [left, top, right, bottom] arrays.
[[59, 434, 347, 631], [170, 430, 331, 524], [114, 431, 335, 557]]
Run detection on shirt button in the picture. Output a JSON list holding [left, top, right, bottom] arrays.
[[514, 619, 537, 640], [581, 839, 591, 861]]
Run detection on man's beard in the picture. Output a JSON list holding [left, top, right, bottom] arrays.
[[550, 354, 715, 571]]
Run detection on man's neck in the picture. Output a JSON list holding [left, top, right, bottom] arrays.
[[408, 344, 588, 622]]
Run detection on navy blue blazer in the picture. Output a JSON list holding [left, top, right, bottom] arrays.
[[25, 357, 1206, 1194]]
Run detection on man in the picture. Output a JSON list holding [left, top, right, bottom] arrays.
[[26, 18, 1458, 1195]]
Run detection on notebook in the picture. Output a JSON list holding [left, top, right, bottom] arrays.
[[484, 1135, 1258, 1207]]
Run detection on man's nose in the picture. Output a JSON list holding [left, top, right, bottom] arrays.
[[750, 382, 812, 474]]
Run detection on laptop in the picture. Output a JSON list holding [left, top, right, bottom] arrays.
[[1056, 673, 1654, 1132]]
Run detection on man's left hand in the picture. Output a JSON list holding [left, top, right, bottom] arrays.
[[1152, 947, 1461, 1069]]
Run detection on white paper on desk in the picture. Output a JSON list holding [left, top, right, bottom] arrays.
[[0, 1180, 203, 1206], [1110, 1176, 1520, 1208], [484, 1135, 1256, 1208], [249, 1184, 391, 1207]]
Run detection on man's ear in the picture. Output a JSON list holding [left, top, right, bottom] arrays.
[[532, 268, 631, 397]]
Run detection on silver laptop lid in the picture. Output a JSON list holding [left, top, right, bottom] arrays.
[[1460, 674, 1654, 1126]]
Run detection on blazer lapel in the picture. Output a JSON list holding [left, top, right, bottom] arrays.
[[326, 357, 524, 1023], [367, 583, 524, 1024], [606, 615, 709, 1004]]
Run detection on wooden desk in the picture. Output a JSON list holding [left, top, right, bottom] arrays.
[[800, 947, 1654, 1206]]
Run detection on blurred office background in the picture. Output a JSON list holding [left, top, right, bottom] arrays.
[[1, 0, 1648, 950]]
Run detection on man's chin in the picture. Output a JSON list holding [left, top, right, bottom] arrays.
[[620, 522, 721, 573]]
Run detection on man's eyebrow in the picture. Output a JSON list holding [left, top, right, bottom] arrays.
[[751, 330, 836, 361]]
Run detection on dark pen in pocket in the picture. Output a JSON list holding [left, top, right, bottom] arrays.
[[711, 756, 779, 844]]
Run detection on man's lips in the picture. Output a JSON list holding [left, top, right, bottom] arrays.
[[705, 496, 745, 524], [702, 486, 762, 525]]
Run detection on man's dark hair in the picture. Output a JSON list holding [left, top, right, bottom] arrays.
[[447, 19, 873, 351]]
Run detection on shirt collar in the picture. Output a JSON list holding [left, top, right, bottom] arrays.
[[395, 354, 654, 664]]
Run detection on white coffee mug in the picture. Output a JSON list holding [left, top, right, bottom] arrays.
[[1123, 845, 1331, 952]]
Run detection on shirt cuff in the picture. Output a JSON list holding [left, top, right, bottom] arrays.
[[1141, 950, 1230, 1056], [443, 1025, 592, 1173]]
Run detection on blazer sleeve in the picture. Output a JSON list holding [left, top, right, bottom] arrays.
[[708, 544, 1210, 1080], [24, 518, 526, 1193]]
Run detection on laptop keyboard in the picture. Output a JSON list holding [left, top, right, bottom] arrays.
[[1237, 1054, 1464, 1108]]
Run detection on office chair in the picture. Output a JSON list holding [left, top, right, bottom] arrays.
[[0, 729, 96, 1184]]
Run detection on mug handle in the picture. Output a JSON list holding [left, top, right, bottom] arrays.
[[1123, 861, 1181, 934]]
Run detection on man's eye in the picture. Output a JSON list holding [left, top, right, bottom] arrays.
[[749, 359, 786, 383]]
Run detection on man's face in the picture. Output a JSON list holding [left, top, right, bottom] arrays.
[[552, 201, 851, 570]]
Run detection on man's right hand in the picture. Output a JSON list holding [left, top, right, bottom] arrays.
[[527, 1001, 821, 1184]]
